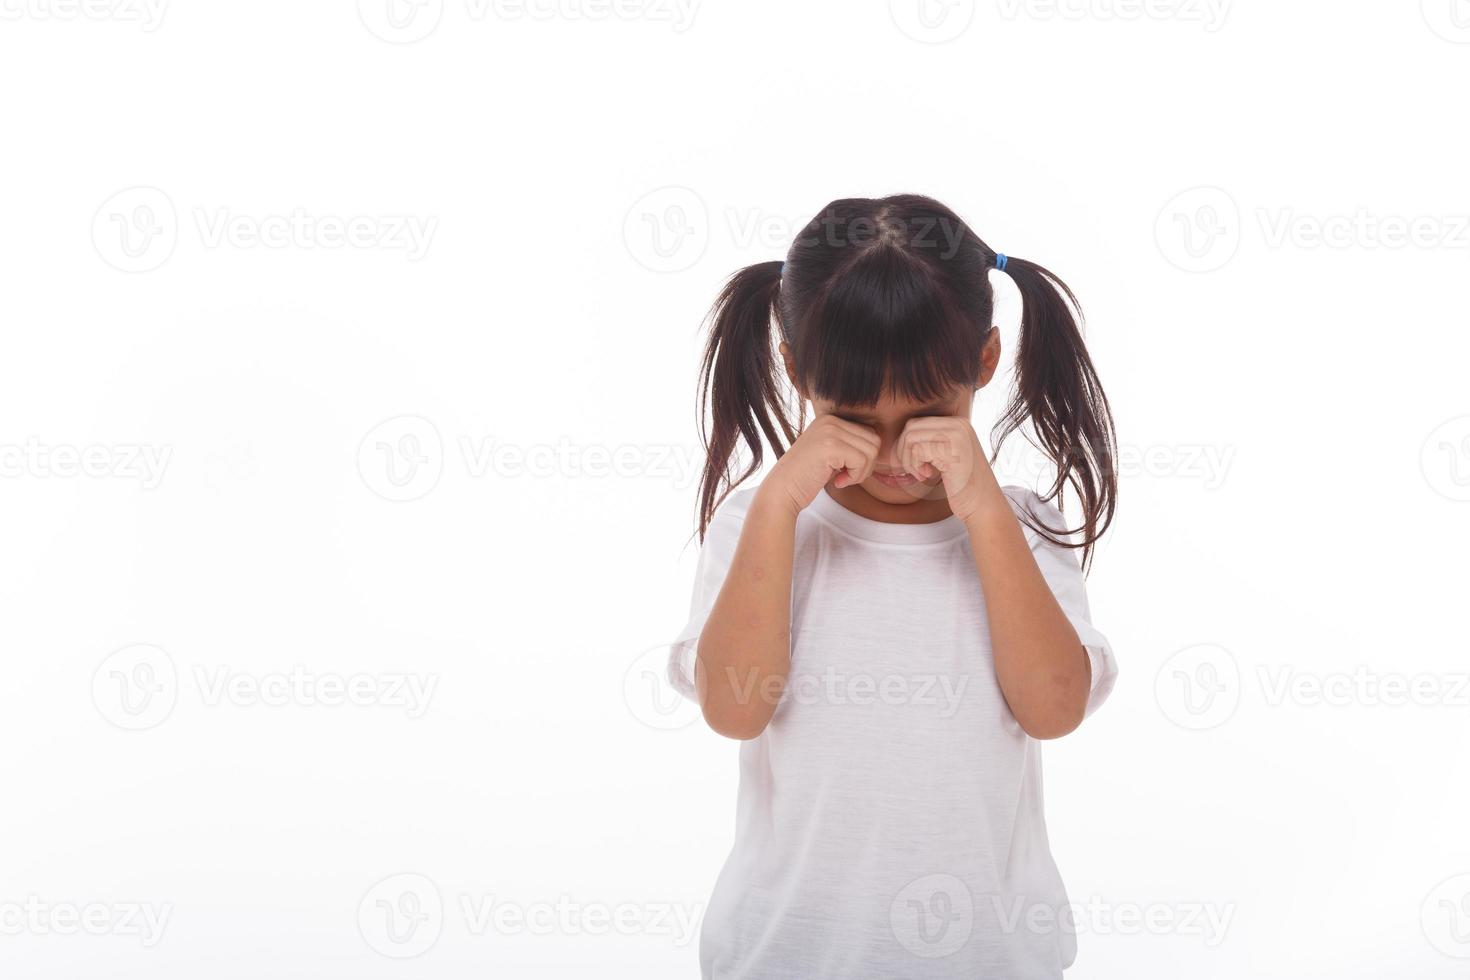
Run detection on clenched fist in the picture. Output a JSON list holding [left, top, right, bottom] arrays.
[[766, 415, 881, 516], [894, 415, 1000, 523]]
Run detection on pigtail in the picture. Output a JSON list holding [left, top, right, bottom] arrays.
[[993, 255, 1117, 570], [696, 260, 794, 541]]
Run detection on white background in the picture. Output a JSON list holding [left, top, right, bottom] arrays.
[[2, 1, 1468, 977]]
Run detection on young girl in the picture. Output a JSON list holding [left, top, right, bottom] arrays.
[[668, 195, 1118, 979]]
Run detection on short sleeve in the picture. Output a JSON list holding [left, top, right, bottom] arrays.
[[1003, 486, 1118, 718], [667, 488, 754, 701]]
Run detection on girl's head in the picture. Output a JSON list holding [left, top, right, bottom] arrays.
[[696, 194, 1116, 566]]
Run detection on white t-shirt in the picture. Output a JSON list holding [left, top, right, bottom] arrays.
[[669, 483, 1117, 980]]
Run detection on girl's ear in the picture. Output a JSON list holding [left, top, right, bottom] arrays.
[[975, 328, 1003, 389], [778, 341, 804, 395]]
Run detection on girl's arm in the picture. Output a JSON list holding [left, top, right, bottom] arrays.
[[694, 416, 880, 739], [898, 417, 1093, 740], [693, 485, 798, 739], [963, 496, 1092, 739]]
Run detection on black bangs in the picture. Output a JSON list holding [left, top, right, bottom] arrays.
[[791, 245, 983, 407]]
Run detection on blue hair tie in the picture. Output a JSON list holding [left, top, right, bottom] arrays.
[[995, 253, 1008, 271], [780, 261, 786, 276]]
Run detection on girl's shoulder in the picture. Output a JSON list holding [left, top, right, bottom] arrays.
[[1000, 484, 1085, 551], [1000, 484, 1057, 521], [702, 483, 761, 545], [723, 483, 762, 513], [713, 484, 761, 522]]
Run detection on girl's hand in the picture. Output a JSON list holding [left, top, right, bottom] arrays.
[[766, 415, 880, 515], [895, 416, 1001, 523]]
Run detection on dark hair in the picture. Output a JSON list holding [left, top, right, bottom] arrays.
[[695, 194, 1117, 568]]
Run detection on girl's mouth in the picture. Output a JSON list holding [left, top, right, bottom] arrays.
[[872, 470, 920, 488]]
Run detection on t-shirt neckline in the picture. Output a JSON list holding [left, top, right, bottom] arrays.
[[807, 486, 970, 545]]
